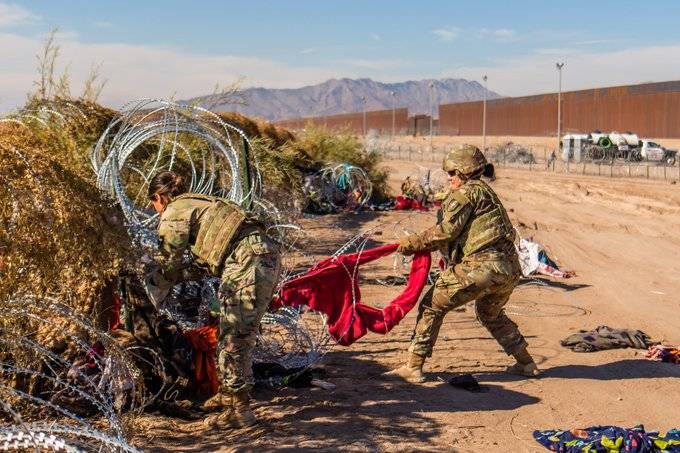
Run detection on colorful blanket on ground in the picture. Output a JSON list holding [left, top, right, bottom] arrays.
[[534, 425, 680, 452], [560, 326, 655, 352], [274, 243, 432, 345], [646, 345, 680, 364]]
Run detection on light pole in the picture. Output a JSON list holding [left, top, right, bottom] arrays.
[[429, 81, 435, 150], [482, 75, 488, 151], [556, 62, 565, 152], [361, 96, 367, 137], [391, 91, 396, 138]]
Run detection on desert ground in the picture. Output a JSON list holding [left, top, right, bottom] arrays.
[[135, 159, 680, 452]]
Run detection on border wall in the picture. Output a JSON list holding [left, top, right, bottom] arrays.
[[439, 81, 680, 138]]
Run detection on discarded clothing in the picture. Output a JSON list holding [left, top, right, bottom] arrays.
[[448, 374, 487, 393], [252, 362, 314, 389], [274, 243, 432, 346], [517, 238, 574, 279], [394, 195, 427, 211], [533, 425, 680, 452], [184, 325, 219, 395], [646, 345, 680, 364], [560, 326, 655, 352]]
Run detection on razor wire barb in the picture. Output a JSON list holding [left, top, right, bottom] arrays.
[[0, 295, 149, 452]]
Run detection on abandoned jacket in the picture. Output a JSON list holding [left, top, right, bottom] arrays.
[[399, 179, 517, 265]]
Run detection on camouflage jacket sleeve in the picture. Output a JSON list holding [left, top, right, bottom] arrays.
[[399, 189, 473, 254], [155, 216, 192, 283]]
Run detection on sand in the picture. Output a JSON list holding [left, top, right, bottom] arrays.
[[135, 159, 680, 452]]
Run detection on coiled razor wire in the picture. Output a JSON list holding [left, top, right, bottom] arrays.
[[90, 99, 330, 371], [91, 99, 262, 247], [314, 163, 373, 209], [0, 295, 151, 452]]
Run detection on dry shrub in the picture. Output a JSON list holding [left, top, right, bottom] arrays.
[[0, 100, 132, 345]]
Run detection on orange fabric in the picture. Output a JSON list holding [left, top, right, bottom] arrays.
[[184, 325, 219, 395]]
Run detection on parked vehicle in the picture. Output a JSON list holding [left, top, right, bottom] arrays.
[[639, 140, 677, 165], [561, 131, 677, 165]]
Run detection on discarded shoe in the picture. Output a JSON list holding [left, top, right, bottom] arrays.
[[448, 374, 487, 393]]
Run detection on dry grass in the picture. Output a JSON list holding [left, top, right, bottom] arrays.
[[0, 99, 132, 346]]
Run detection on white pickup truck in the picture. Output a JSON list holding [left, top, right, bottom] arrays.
[[639, 140, 677, 165]]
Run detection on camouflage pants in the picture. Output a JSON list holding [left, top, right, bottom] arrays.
[[217, 229, 281, 394], [408, 259, 527, 358]]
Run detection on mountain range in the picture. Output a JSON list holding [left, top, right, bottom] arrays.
[[189, 78, 501, 121]]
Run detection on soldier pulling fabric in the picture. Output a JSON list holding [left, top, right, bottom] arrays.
[[387, 144, 540, 382]]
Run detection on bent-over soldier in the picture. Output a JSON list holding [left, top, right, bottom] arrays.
[[147, 171, 281, 428]]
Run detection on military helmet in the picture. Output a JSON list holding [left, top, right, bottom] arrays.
[[442, 144, 487, 175]]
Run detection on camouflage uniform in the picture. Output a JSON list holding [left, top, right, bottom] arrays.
[[401, 177, 428, 205], [399, 173, 527, 359], [154, 194, 281, 394]]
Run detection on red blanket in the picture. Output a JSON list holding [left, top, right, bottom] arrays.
[[274, 243, 431, 345]]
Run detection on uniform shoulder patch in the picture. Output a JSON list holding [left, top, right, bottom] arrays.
[[449, 189, 470, 206]]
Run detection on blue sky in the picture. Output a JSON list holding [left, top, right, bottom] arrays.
[[2, 1, 680, 111]]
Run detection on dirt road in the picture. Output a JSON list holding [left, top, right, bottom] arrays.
[[138, 161, 680, 452]]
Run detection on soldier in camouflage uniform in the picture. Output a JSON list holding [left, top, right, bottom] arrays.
[[147, 171, 281, 428], [401, 176, 429, 205], [387, 145, 540, 383]]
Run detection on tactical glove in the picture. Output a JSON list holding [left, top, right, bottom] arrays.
[[397, 235, 419, 256]]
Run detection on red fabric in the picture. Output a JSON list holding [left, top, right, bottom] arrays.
[[275, 243, 431, 346], [394, 196, 428, 211], [394, 195, 413, 210], [184, 326, 219, 395], [108, 293, 122, 331]]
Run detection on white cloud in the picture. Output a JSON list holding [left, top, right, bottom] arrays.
[[0, 31, 345, 112], [338, 59, 407, 70], [0, 2, 38, 27], [432, 27, 460, 42], [441, 44, 680, 97], [534, 47, 580, 56], [491, 28, 516, 42], [476, 28, 517, 42], [299, 47, 317, 54], [370, 32, 382, 42]]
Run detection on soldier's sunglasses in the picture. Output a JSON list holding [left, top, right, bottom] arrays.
[[447, 170, 457, 177]]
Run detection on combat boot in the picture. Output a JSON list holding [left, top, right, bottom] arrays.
[[507, 347, 541, 377], [203, 394, 235, 429], [384, 353, 426, 383], [201, 391, 231, 413], [230, 389, 257, 428]]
